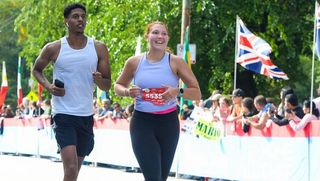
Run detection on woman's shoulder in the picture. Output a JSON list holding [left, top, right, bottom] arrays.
[[122, 54, 144, 73], [304, 113, 318, 120], [168, 53, 184, 62], [167, 53, 188, 74], [126, 54, 143, 66]]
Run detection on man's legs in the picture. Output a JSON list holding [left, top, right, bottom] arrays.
[[53, 114, 94, 181], [60, 145, 85, 181]]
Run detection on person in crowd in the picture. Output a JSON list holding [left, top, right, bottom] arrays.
[[95, 99, 113, 121], [180, 103, 193, 120], [15, 104, 25, 119], [210, 93, 221, 116], [22, 97, 30, 116], [213, 96, 231, 122], [1, 105, 15, 118], [38, 99, 52, 129], [313, 86, 320, 111], [212, 96, 231, 137], [40, 99, 52, 118], [123, 103, 134, 122], [24, 101, 42, 126], [0, 105, 15, 135], [192, 99, 203, 110], [243, 95, 274, 130], [202, 90, 220, 109], [287, 100, 319, 131], [277, 86, 294, 118], [266, 97, 277, 106], [32, 3, 111, 181], [272, 93, 304, 126], [240, 97, 258, 133], [92, 98, 100, 116], [114, 21, 201, 181], [111, 102, 125, 120], [26, 101, 43, 118], [227, 88, 246, 123]]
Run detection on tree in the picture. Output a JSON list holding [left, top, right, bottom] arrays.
[[14, 0, 320, 107], [0, 0, 27, 108], [189, 0, 319, 101], [15, 0, 181, 106]]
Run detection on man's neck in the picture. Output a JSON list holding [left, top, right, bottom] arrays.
[[66, 34, 87, 49]]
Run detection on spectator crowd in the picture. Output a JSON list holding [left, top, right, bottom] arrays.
[[1, 85, 319, 136]]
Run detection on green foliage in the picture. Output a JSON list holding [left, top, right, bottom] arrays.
[[0, 0, 26, 108], [190, 0, 317, 103], [14, 0, 182, 106], [0, 0, 317, 108]]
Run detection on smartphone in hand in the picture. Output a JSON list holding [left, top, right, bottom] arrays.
[[285, 109, 292, 113], [54, 79, 64, 88]]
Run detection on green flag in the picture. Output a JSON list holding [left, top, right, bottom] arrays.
[[183, 27, 191, 68]]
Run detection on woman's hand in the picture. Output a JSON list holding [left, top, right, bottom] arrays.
[[127, 85, 141, 98], [161, 85, 178, 101]]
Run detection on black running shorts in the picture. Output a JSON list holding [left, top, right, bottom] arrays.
[[53, 113, 94, 157]]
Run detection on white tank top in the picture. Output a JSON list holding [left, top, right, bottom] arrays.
[[52, 36, 98, 116]]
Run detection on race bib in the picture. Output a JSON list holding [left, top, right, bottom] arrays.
[[141, 88, 166, 106]]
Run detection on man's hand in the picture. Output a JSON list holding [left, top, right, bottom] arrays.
[[93, 71, 103, 84], [48, 84, 65, 96]]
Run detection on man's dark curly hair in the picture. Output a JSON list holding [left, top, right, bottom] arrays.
[[63, 3, 86, 18]]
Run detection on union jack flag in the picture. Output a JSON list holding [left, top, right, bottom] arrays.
[[236, 17, 288, 80], [315, 2, 320, 60]]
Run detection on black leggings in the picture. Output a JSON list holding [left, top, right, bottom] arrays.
[[130, 110, 180, 181]]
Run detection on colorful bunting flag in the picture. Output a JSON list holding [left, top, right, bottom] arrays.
[[17, 57, 23, 106], [0, 61, 8, 108]]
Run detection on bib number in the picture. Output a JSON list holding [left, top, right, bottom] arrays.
[[141, 88, 166, 106]]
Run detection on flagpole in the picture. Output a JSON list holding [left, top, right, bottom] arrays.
[[135, 35, 141, 56], [17, 56, 23, 106], [308, 3, 318, 181], [311, 1, 318, 110], [177, 0, 191, 179], [234, 16, 239, 90]]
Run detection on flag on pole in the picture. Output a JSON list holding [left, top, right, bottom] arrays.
[[315, 1, 320, 60], [135, 35, 141, 56], [180, 26, 192, 115], [29, 62, 34, 91], [38, 83, 43, 104], [183, 26, 192, 68], [0, 61, 8, 108], [17, 57, 23, 106], [96, 87, 107, 107], [236, 17, 289, 80]]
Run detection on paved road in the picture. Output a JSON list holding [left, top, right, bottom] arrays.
[[0, 154, 197, 181]]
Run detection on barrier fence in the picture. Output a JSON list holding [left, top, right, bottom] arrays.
[[0, 117, 319, 181]]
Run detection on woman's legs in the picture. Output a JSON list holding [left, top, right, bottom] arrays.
[[130, 110, 180, 181]]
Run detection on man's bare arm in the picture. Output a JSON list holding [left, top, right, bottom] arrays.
[[32, 41, 64, 96], [33, 43, 54, 90], [94, 41, 111, 91]]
